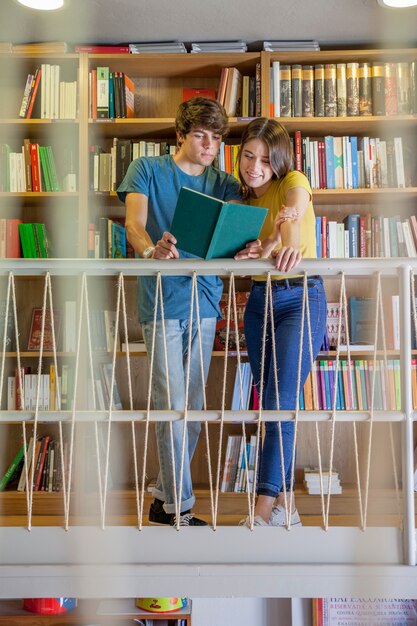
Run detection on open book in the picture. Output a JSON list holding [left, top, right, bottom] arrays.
[[170, 186, 267, 259]]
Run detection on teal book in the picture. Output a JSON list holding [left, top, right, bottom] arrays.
[[170, 186, 268, 259]]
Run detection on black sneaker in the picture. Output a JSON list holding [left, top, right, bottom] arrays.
[[149, 498, 174, 526], [148, 498, 208, 526]]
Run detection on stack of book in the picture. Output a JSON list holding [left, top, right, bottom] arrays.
[[304, 467, 342, 495], [128, 41, 186, 54], [264, 40, 320, 51], [191, 41, 247, 53]]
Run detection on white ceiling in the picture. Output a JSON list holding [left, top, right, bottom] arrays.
[[0, 0, 416, 48]]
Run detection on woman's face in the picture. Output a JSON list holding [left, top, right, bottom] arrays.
[[240, 138, 274, 197]]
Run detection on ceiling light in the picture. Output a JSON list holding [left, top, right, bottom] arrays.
[[377, 0, 417, 7], [15, 0, 65, 10]]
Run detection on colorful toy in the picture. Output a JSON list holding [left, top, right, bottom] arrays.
[[136, 597, 187, 613], [23, 598, 77, 615]]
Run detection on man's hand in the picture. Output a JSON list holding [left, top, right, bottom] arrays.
[[272, 246, 302, 272], [154, 231, 179, 259], [234, 239, 263, 260]]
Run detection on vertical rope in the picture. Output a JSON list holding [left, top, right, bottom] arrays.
[[175, 272, 197, 529], [213, 276, 233, 527], [248, 274, 271, 529], [192, 271, 214, 528], [323, 273, 344, 530]]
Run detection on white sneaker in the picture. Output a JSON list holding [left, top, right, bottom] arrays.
[[239, 515, 270, 528], [269, 504, 302, 527]]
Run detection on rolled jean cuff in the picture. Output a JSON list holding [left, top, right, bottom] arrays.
[[152, 487, 195, 515], [257, 483, 280, 498]]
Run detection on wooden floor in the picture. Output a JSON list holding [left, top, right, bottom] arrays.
[[0, 485, 408, 528]]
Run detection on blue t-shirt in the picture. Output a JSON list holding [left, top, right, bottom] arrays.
[[117, 155, 242, 322]]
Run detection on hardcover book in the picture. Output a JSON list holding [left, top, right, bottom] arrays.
[[170, 186, 267, 259], [27, 307, 62, 351]]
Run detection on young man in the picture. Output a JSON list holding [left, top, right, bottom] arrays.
[[117, 97, 241, 526]]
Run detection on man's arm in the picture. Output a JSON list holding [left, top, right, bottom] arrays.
[[125, 191, 179, 259]]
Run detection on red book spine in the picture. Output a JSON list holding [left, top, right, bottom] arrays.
[[30, 144, 41, 192], [6, 219, 22, 258], [75, 45, 130, 53], [321, 215, 327, 259], [359, 216, 366, 257], [34, 435, 50, 491], [319, 140, 327, 188], [294, 130, 302, 172], [26, 68, 42, 119]]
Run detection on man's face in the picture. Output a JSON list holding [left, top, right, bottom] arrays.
[[177, 127, 222, 167]]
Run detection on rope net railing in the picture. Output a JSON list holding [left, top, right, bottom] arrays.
[[0, 264, 412, 532]]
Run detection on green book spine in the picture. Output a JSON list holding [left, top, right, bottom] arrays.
[[46, 146, 60, 192], [34, 223, 47, 258], [18, 223, 30, 257], [0, 444, 25, 491], [38, 146, 51, 192]]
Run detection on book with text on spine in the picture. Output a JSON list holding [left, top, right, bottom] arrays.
[[170, 186, 267, 260]]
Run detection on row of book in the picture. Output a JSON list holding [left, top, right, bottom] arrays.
[[0, 141, 61, 192], [221, 434, 257, 493], [325, 295, 404, 351], [18, 64, 77, 120], [216, 65, 261, 117], [90, 67, 134, 119], [8, 361, 123, 412], [18, 222, 50, 259], [315, 214, 417, 259], [301, 358, 404, 412], [270, 60, 417, 118], [294, 134, 409, 191], [89, 140, 175, 192], [87, 218, 134, 259], [0, 436, 65, 493]]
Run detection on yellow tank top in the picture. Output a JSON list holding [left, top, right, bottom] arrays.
[[248, 170, 316, 281]]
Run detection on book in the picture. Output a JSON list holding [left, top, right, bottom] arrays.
[[0, 444, 25, 491], [313, 597, 417, 626], [349, 297, 375, 345], [27, 307, 62, 352], [170, 186, 267, 259], [182, 87, 216, 101]]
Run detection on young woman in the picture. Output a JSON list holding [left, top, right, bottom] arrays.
[[235, 118, 327, 527]]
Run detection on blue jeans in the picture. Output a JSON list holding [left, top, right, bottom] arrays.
[[141, 317, 216, 514], [244, 277, 327, 498]]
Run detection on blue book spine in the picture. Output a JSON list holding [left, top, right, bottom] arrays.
[[324, 135, 335, 189], [344, 214, 360, 257], [350, 136, 359, 189], [109, 72, 115, 119], [323, 361, 331, 410], [315, 216, 322, 258], [328, 361, 336, 409], [299, 387, 305, 410], [388, 216, 399, 257]]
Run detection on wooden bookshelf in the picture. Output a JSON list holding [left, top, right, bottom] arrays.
[[0, 46, 416, 529], [0, 598, 191, 625]]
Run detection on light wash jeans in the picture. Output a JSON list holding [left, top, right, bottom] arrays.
[[244, 277, 327, 498], [141, 317, 216, 514]]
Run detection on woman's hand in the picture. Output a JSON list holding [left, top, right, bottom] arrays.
[[234, 239, 263, 260], [154, 231, 179, 259], [269, 205, 300, 245], [272, 245, 302, 272]]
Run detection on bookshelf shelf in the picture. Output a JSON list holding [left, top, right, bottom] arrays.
[[275, 114, 417, 135], [0, 598, 192, 625]]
